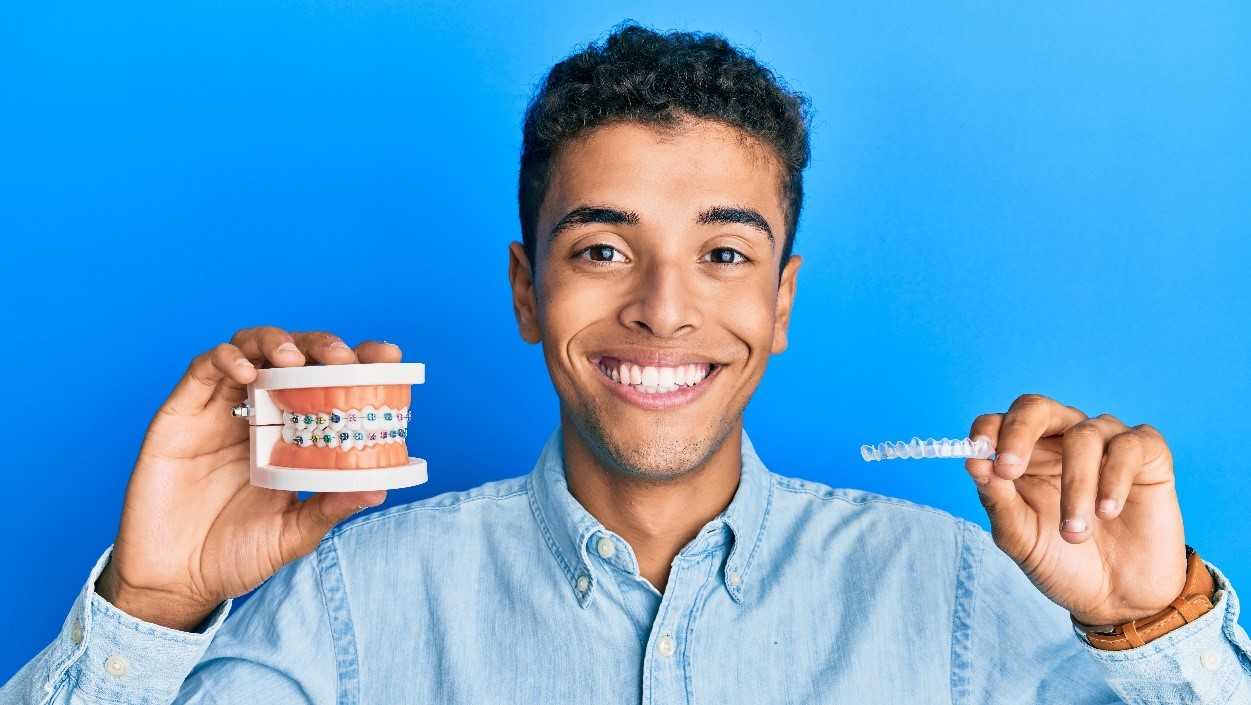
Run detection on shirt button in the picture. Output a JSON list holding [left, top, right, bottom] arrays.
[[69, 621, 83, 645], [596, 536, 616, 559], [657, 633, 676, 657], [575, 575, 590, 593], [104, 654, 129, 678], [726, 570, 741, 588], [1200, 648, 1223, 671]]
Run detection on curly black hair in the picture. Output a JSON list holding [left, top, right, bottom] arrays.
[[518, 21, 812, 276]]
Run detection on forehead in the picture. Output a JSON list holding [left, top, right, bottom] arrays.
[[541, 117, 785, 229]]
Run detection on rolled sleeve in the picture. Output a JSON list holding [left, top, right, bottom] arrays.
[[1077, 560, 1251, 704], [7, 545, 231, 705]]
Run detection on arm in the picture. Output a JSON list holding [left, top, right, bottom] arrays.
[[958, 521, 1251, 705], [2, 326, 395, 704], [0, 543, 341, 705], [962, 394, 1251, 704]]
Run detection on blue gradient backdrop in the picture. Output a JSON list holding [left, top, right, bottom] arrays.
[[2, 1, 1248, 679]]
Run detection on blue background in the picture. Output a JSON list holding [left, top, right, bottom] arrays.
[[2, 1, 1248, 679]]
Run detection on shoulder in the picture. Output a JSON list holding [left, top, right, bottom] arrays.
[[327, 473, 534, 549], [767, 470, 985, 557]]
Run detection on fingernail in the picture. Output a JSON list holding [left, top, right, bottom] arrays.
[[235, 358, 255, 369], [330, 341, 351, 351], [995, 452, 1023, 476], [1061, 517, 1087, 533], [1098, 498, 1119, 516], [277, 342, 300, 355], [974, 474, 990, 486]]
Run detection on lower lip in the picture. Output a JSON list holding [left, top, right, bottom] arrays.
[[590, 359, 722, 411]]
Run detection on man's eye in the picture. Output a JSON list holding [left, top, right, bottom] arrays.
[[705, 247, 748, 265], [576, 244, 627, 264]]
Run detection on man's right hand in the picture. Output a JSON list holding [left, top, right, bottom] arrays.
[[94, 326, 400, 631]]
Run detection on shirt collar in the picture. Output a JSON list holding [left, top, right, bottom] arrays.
[[527, 424, 774, 608]]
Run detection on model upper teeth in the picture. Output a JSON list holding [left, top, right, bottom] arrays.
[[281, 407, 409, 449], [595, 358, 714, 394]]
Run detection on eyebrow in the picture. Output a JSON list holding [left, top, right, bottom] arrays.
[[548, 206, 639, 242], [548, 203, 775, 249], [696, 205, 774, 248]]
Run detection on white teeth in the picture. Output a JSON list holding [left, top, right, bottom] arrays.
[[629, 365, 641, 385], [379, 406, 393, 428], [281, 406, 410, 448], [658, 367, 674, 388], [618, 362, 628, 383], [345, 409, 362, 430], [641, 367, 659, 386], [643, 385, 658, 394], [595, 358, 718, 393], [299, 413, 316, 430], [674, 365, 687, 386], [336, 430, 352, 449], [361, 406, 379, 431], [329, 409, 346, 431], [282, 424, 297, 444]]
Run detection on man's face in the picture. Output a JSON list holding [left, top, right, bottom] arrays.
[[509, 116, 801, 481]]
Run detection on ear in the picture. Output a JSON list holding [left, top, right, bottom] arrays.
[[770, 255, 802, 354], [508, 241, 542, 344]]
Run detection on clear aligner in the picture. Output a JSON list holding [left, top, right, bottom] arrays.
[[281, 407, 410, 450], [859, 436, 995, 462]]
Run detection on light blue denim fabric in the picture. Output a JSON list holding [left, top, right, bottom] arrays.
[[5, 427, 1251, 704]]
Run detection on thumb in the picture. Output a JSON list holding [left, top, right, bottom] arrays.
[[971, 474, 1036, 561], [282, 490, 387, 560]]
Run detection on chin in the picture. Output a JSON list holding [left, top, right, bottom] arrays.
[[569, 401, 734, 481]]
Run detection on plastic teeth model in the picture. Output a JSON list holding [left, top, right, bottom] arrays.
[[231, 362, 428, 492]]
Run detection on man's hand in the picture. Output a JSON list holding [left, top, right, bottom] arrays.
[[965, 393, 1186, 626], [95, 326, 401, 630]]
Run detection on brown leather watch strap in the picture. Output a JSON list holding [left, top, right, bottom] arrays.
[[1073, 546, 1216, 651]]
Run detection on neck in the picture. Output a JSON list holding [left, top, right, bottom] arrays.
[[560, 418, 743, 593]]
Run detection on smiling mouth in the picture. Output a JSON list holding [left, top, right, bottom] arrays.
[[590, 355, 722, 395]]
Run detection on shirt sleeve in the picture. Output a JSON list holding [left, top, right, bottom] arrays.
[[955, 519, 1251, 705], [0, 541, 344, 705], [1074, 558, 1251, 704], [0, 545, 232, 705]]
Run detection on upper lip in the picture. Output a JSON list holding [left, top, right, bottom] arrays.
[[589, 349, 722, 368]]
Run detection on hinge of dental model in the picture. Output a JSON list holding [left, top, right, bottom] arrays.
[[860, 436, 996, 462]]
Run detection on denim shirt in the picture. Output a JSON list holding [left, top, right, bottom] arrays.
[[5, 427, 1251, 704]]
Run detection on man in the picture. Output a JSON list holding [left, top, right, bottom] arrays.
[[4, 22, 1249, 705]]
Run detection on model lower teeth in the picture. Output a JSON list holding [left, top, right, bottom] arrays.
[[596, 358, 715, 394]]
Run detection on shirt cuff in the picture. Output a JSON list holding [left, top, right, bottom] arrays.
[[1075, 559, 1251, 704], [32, 545, 232, 705]]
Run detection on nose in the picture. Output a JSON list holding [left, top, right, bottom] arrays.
[[618, 259, 702, 337]]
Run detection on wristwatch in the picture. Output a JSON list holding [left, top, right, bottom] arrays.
[[1071, 545, 1218, 651]]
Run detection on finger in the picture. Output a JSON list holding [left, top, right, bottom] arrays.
[[280, 490, 387, 561], [1096, 430, 1143, 520], [163, 344, 256, 416], [355, 340, 403, 364], [1058, 416, 1120, 542], [291, 331, 358, 365], [965, 413, 1003, 485], [973, 466, 1037, 561], [994, 394, 1087, 480], [231, 326, 305, 368]]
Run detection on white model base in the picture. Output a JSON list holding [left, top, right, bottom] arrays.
[[251, 458, 428, 492]]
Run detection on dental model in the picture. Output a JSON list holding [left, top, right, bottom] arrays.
[[231, 362, 428, 492], [860, 436, 996, 462]]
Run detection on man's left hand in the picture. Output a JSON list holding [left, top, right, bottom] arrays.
[[966, 393, 1186, 626]]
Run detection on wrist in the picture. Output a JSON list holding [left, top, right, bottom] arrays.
[[1073, 545, 1216, 651], [95, 560, 220, 631]]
